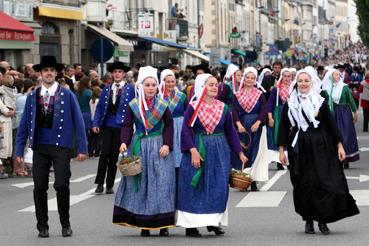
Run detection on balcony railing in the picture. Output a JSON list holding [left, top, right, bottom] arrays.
[[41, 0, 81, 7], [166, 18, 189, 41]]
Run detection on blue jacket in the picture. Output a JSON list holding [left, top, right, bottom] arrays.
[[16, 86, 88, 157], [93, 83, 135, 128]]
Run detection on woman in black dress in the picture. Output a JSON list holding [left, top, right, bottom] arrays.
[[278, 69, 359, 235]]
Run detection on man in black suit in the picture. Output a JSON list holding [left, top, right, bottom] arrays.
[[261, 61, 282, 100]]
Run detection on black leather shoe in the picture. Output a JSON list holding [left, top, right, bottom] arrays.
[[95, 185, 103, 194], [251, 181, 258, 191], [38, 229, 49, 238], [141, 229, 150, 237], [105, 188, 114, 194], [207, 226, 225, 235], [186, 228, 202, 237], [62, 227, 73, 237], [305, 220, 315, 234], [318, 222, 330, 235], [159, 228, 169, 236]]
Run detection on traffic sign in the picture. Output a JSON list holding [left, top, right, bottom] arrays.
[[90, 37, 115, 63]]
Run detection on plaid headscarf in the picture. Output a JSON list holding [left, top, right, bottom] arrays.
[[191, 99, 225, 134], [235, 87, 262, 113]]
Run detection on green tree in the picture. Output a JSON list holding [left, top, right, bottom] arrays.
[[355, 0, 369, 46]]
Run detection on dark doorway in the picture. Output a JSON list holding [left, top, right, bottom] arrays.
[[40, 22, 61, 62]]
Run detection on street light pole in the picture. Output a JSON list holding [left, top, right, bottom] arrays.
[[197, 0, 200, 49], [259, 7, 262, 34]]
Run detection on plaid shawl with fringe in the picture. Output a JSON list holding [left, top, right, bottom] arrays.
[[165, 89, 186, 113], [129, 97, 169, 132]]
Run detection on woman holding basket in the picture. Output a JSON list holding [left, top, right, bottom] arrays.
[[231, 67, 267, 191], [113, 66, 175, 237], [177, 74, 247, 237]]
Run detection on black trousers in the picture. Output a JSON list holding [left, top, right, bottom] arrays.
[[363, 108, 369, 132], [32, 145, 72, 231], [88, 131, 101, 156], [94, 127, 120, 188]]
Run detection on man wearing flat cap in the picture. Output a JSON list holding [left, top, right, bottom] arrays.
[[15, 56, 88, 238], [92, 62, 135, 194]]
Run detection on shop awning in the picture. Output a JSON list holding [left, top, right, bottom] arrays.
[[231, 49, 246, 57], [38, 5, 84, 20], [0, 12, 35, 42], [220, 58, 232, 65], [87, 24, 134, 51], [184, 49, 209, 62], [139, 36, 187, 49]]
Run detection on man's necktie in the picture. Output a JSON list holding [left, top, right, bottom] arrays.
[[44, 90, 50, 111], [113, 84, 120, 104]]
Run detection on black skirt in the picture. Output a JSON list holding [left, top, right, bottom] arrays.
[[278, 100, 360, 223], [288, 128, 359, 223]]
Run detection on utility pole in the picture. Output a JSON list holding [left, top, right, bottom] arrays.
[[197, 0, 200, 49]]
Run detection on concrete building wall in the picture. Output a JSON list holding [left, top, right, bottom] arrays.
[[348, 0, 359, 43]]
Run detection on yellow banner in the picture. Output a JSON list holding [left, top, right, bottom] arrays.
[[38, 6, 84, 20]]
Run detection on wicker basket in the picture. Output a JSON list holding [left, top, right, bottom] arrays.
[[117, 155, 142, 176], [230, 161, 252, 191]]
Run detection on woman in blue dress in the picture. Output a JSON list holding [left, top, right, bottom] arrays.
[[177, 74, 247, 237], [322, 68, 360, 168], [113, 66, 175, 237], [266, 68, 292, 170], [232, 67, 267, 191], [159, 69, 187, 173]]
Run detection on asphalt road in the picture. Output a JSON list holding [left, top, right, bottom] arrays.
[[1, 120, 368, 246]]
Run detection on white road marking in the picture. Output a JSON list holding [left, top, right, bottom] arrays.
[[359, 147, 369, 152], [18, 178, 120, 212], [357, 136, 369, 141], [12, 174, 97, 188], [346, 175, 369, 182], [260, 170, 288, 191], [236, 170, 288, 208], [350, 190, 369, 206], [236, 191, 287, 208], [70, 174, 97, 183]]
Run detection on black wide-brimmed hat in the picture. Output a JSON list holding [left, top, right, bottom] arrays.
[[317, 65, 324, 71], [191, 63, 210, 74], [334, 64, 344, 69], [33, 56, 64, 72], [107, 62, 130, 73]]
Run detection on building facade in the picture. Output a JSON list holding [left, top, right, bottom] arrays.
[[0, 0, 361, 69]]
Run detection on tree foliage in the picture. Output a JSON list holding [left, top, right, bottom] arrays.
[[355, 0, 369, 46]]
